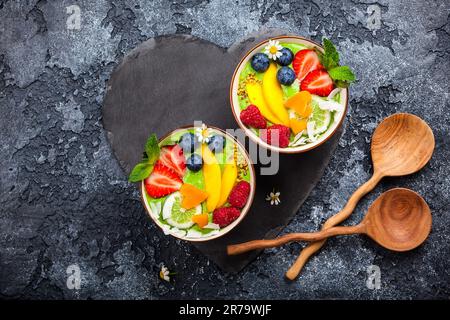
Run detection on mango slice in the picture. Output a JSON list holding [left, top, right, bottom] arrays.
[[246, 81, 283, 125], [192, 213, 209, 228], [201, 144, 221, 212], [285, 91, 313, 118], [262, 63, 290, 126], [217, 159, 238, 208], [289, 118, 308, 135], [180, 183, 208, 210]]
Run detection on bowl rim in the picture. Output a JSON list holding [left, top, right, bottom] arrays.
[[139, 124, 256, 242], [229, 35, 349, 154]]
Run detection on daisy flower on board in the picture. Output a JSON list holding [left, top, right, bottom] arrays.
[[266, 189, 281, 205]]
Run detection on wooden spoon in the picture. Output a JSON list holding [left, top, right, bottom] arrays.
[[227, 188, 432, 255], [285, 113, 434, 280]]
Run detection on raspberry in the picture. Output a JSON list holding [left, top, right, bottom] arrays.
[[228, 181, 251, 208], [240, 105, 267, 129], [260, 124, 290, 148], [213, 207, 241, 227]]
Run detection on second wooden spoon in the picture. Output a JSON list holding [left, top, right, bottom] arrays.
[[227, 188, 432, 255], [285, 113, 434, 280]]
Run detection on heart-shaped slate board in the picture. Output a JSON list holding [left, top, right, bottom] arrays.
[[102, 30, 343, 273]]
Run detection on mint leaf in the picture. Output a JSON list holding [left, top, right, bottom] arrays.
[[144, 134, 160, 164], [323, 38, 339, 67], [318, 39, 355, 88], [335, 80, 350, 88], [128, 162, 153, 182], [328, 66, 356, 82], [128, 133, 160, 182], [319, 55, 337, 70]]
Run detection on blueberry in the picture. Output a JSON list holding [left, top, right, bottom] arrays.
[[276, 48, 294, 66], [250, 53, 270, 73], [186, 154, 203, 172], [277, 67, 296, 86], [178, 132, 198, 153], [208, 135, 226, 153]]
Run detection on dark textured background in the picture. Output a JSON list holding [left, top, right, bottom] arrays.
[[0, 0, 449, 299]]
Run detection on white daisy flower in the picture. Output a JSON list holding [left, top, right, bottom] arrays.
[[264, 39, 283, 60], [266, 189, 281, 205], [159, 264, 170, 282], [195, 123, 211, 143]]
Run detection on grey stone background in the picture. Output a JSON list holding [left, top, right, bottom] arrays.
[[0, 0, 449, 299]]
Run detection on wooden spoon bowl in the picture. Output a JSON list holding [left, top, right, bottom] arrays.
[[371, 113, 435, 176], [227, 188, 432, 255], [286, 113, 435, 280], [363, 188, 432, 251]]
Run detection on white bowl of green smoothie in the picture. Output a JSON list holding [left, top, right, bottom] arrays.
[[140, 125, 256, 242], [230, 36, 350, 154]]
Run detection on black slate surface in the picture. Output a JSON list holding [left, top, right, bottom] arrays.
[[1, 0, 449, 299], [102, 33, 342, 272]]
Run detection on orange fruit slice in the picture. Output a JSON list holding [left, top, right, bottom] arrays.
[[289, 118, 308, 135], [285, 91, 313, 118], [192, 213, 209, 228], [180, 183, 208, 210]]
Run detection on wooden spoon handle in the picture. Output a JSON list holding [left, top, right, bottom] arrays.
[[227, 225, 364, 256], [285, 172, 383, 280]]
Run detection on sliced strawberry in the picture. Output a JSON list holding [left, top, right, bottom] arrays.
[[300, 69, 334, 97], [292, 49, 323, 82], [144, 162, 182, 198], [158, 144, 186, 178]]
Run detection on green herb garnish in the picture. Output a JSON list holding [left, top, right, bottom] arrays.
[[128, 134, 160, 182], [321, 38, 340, 69], [317, 38, 356, 88]]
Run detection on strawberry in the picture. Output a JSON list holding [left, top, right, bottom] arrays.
[[240, 105, 267, 129], [292, 49, 323, 82], [144, 162, 182, 198], [158, 144, 186, 177], [300, 69, 334, 97]]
